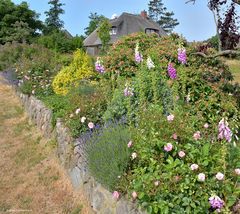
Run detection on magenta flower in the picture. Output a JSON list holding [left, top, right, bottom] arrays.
[[112, 191, 120, 200], [167, 63, 177, 79], [167, 114, 174, 122], [215, 172, 224, 181], [198, 173, 205, 182], [177, 48, 187, 64], [218, 118, 232, 142], [193, 131, 201, 140], [178, 151, 185, 158], [164, 143, 173, 152], [190, 164, 199, 171], [209, 195, 224, 211]]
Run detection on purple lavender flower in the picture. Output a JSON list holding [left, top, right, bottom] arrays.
[[167, 63, 177, 79], [95, 57, 105, 73], [218, 118, 232, 142], [209, 195, 224, 211], [178, 48, 187, 64], [135, 43, 143, 63], [124, 86, 134, 97]]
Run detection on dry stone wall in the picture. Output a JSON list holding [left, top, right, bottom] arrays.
[[15, 90, 146, 214]]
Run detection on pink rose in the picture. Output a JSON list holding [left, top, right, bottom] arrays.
[[112, 191, 120, 200], [178, 151, 185, 158], [128, 141, 133, 148], [198, 173, 205, 182], [193, 131, 201, 140], [172, 133, 178, 140], [190, 164, 199, 171], [235, 168, 240, 175], [164, 143, 173, 152], [204, 123, 209, 129], [88, 122, 94, 129], [132, 191, 137, 200], [167, 114, 174, 122], [215, 172, 224, 181]]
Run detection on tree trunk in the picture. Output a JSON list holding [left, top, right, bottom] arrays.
[[211, 9, 222, 52]]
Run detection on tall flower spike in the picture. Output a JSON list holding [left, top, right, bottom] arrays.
[[178, 47, 187, 64], [95, 57, 105, 73], [218, 118, 232, 142], [147, 56, 155, 69], [167, 63, 177, 79], [135, 43, 143, 63]]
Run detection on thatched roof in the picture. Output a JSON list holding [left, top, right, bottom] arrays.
[[83, 12, 166, 47]]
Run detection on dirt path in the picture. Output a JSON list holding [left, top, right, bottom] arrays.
[[0, 76, 93, 214]]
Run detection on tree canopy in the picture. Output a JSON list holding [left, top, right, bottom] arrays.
[[0, 0, 42, 44], [84, 12, 106, 36], [148, 0, 179, 33]]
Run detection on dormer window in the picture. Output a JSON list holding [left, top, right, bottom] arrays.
[[110, 27, 117, 35], [145, 28, 159, 34]]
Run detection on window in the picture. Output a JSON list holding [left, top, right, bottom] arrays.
[[110, 27, 117, 35], [145, 28, 159, 34]]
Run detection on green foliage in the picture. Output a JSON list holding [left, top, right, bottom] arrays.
[[52, 49, 95, 95], [207, 35, 219, 50], [0, 0, 42, 44], [86, 122, 131, 191], [37, 31, 84, 53], [44, 0, 65, 34], [84, 12, 106, 36], [98, 19, 111, 54]]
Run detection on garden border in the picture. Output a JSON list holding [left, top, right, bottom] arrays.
[[8, 81, 146, 214]]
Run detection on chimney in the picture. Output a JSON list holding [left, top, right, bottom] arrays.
[[140, 10, 148, 19]]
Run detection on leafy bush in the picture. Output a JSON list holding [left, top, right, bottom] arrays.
[[86, 121, 131, 190], [52, 49, 95, 95]]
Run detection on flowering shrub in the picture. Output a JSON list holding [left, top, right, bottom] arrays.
[[52, 49, 95, 95]]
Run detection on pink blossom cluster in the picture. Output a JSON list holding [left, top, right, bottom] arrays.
[[135, 43, 143, 63], [177, 48, 187, 64], [124, 86, 134, 97], [167, 63, 177, 79], [218, 118, 232, 142]]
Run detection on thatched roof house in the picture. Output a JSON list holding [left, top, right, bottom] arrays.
[[83, 11, 166, 56]]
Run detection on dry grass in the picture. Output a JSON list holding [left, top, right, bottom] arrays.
[[0, 76, 93, 214], [223, 58, 240, 83]]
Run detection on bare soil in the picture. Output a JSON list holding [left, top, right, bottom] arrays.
[[0, 76, 93, 214]]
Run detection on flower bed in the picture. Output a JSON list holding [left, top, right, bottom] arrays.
[[9, 33, 240, 213]]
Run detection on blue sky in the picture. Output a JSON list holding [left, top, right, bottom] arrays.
[[12, 0, 217, 41]]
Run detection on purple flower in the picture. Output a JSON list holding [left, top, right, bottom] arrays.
[[135, 43, 143, 63], [209, 195, 224, 210], [178, 48, 187, 64], [124, 86, 134, 97], [167, 63, 177, 79], [218, 118, 232, 142], [112, 191, 120, 200], [95, 57, 105, 73]]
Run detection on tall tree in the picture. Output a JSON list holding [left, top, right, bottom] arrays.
[[44, 0, 65, 33], [84, 12, 106, 36], [148, 0, 179, 33], [0, 0, 42, 44]]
